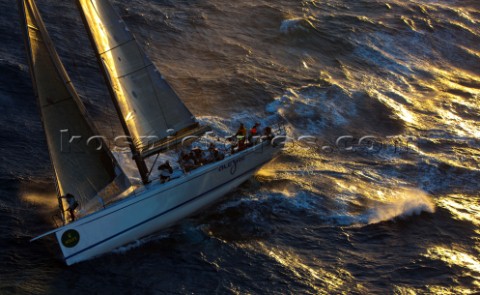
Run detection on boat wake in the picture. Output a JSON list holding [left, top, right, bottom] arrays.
[[113, 232, 171, 254]]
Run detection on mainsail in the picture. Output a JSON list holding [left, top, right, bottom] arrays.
[[18, 0, 130, 221], [76, 0, 208, 160]]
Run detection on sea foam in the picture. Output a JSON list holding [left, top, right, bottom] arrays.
[[365, 188, 435, 225], [331, 188, 435, 226]]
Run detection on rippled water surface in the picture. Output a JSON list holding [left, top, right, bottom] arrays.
[[0, 0, 479, 293]]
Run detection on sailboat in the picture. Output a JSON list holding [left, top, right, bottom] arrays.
[[19, 0, 284, 265]]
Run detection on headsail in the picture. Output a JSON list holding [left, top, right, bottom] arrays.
[[77, 0, 209, 159], [18, 0, 130, 221]]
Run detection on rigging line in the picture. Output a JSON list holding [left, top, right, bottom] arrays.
[[107, 97, 116, 141], [147, 152, 161, 177]]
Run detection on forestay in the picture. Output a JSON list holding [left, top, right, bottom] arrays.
[[19, 0, 130, 219]]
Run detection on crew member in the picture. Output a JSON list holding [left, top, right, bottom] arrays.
[[263, 126, 274, 141], [59, 193, 78, 222], [158, 161, 173, 184], [235, 123, 247, 151], [248, 122, 260, 145], [181, 153, 197, 172], [235, 123, 247, 138], [213, 148, 225, 161], [192, 147, 205, 165]]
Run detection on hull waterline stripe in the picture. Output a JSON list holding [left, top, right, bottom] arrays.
[[64, 160, 269, 261]]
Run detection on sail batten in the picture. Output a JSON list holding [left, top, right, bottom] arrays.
[[77, 0, 207, 157], [19, 0, 130, 220], [115, 63, 153, 79], [99, 39, 136, 55]]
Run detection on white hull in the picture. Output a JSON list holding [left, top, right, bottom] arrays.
[[50, 141, 280, 265]]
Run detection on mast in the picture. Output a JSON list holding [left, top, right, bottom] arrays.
[[76, 0, 210, 184], [74, 0, 149, 183]]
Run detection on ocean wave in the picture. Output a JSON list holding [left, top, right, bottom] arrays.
[[279, 18, 316, 35], [330, 188, 435, 226], [267, 84, 403, 136], [2, 0, 480, 292]]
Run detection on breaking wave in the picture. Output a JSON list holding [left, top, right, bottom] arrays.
[[332, 188, 435, 226]]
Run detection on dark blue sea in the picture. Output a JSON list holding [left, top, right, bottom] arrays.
[[1, 0, 479, 293]]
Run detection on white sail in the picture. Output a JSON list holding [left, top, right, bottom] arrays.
[[19, 0, 130, 219], [77, 0, 208, 157]]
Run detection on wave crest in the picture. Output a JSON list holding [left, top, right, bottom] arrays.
[[280, 18, 315, 34], [331, 188, 435, 226], [366, 188, 435, 224]]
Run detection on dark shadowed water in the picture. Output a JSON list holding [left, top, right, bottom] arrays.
[[1, 0, 479, 294]]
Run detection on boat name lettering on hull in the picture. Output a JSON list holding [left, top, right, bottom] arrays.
[[218, 156, 245, 175]]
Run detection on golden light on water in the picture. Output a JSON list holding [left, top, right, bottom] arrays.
[[400, 16, 417, 32], [342, 41, 480, 139], [459, 45, 480, 60], [21, 192, 58, 209], [426, 285, 478, 295], [438, 195, 480, 227], [425, 246, 480, 278], [446, 20, 479, 37], [429, 69, 480, 136], [374, 91, 417, 124], [396, 104, 416, 125], [20, 189, 59, 227], [238, 242, 359, 294], [255, 166, 278, 179], [425, 195, 480, 291], [392, 285, 419, 295]]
